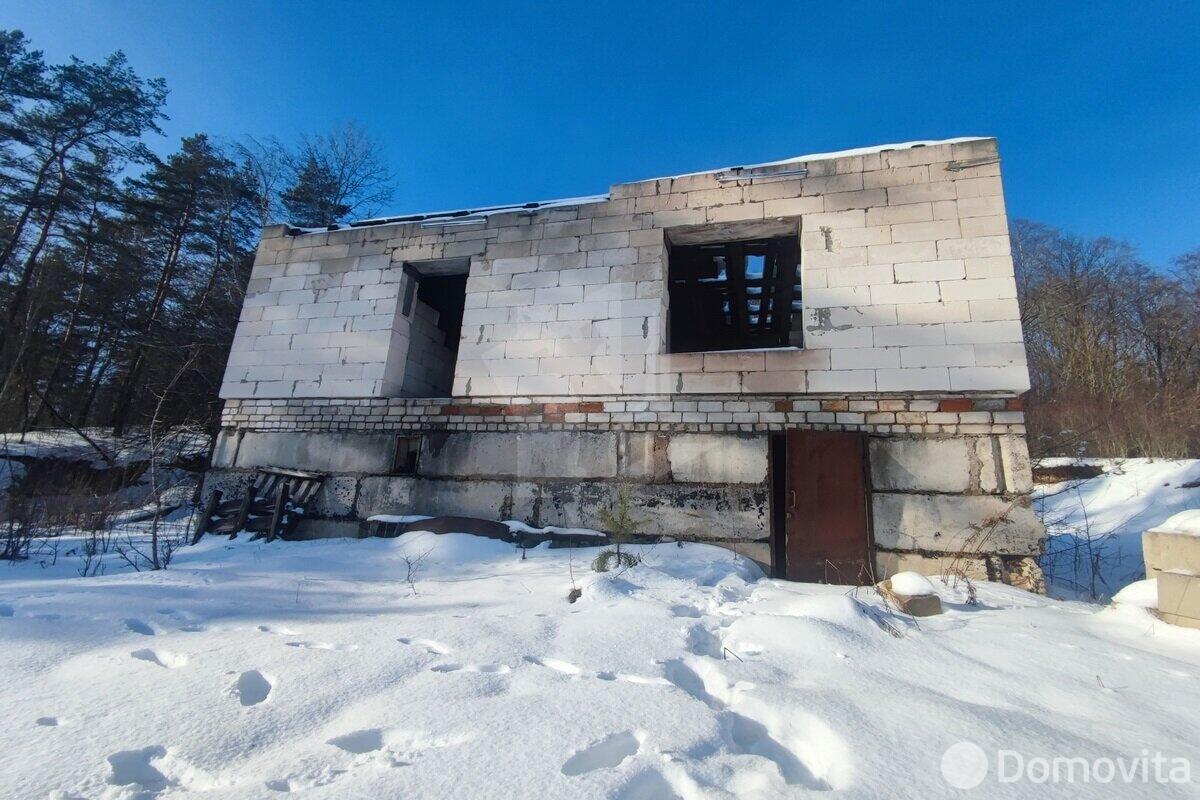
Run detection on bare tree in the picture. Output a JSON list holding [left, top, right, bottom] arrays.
[[280, 121, 394, 226], [233, 135, 289, 226], [1014, 220, 1200, 458], [401, 541, 434, 595]]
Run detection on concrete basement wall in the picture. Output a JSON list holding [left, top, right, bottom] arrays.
[[206, 426, 1042, 572], [206, 429, 774, 559]]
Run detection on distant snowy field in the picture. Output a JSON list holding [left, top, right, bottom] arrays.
[[1036, 459, 1200, 599], [2, 530, 1199, 798]]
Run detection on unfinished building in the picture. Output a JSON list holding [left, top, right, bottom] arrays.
[[207, 136, 1045, 587]]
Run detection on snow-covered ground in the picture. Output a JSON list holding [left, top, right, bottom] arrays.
[[1035, 459, 1200, 599], [0, 429, 209, 468], [2, 530, 1199, 798]]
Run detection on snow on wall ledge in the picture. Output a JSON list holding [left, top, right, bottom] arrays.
[[222, 137, 1031, 401]]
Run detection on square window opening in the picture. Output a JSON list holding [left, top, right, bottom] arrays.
[[667, 235, 801, 353], [392, 435, 421, 475]]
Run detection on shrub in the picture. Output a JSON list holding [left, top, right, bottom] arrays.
[[592, 484, 646, 573]]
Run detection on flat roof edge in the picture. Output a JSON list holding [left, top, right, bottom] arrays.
[[281, 136, 992, 238]]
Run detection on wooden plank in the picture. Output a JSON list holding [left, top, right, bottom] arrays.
[[293, 478, 323, 506], [727, 241, 749, 342], [229, 485, 257, 540], [267, 482, 289, 542], [259, 466, 326, 480], [256, 472, 279, 498], [784, 429, 874, 584], [191, 489, 221, 545]]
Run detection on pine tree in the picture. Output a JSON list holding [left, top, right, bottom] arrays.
[[279, 154, 348, 228], [0, 48, 165, 362], [593, 485, 646, 572], [107, 134, 257, 433]]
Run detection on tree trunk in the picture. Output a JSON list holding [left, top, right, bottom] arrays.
[[0, 153, 70, 359], [110, 196, 195, 434]]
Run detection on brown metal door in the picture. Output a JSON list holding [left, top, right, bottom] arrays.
[[784, 429, 873, 584]]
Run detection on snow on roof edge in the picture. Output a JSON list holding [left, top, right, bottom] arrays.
[[286, 136, 991, 237], [652, 136, 992, 181], [287, 194, 611, 236]]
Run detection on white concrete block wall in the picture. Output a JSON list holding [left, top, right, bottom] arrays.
[[222, 240, 412, 398], [400, 300, 456, 396], [221, 137, 1031, 401]]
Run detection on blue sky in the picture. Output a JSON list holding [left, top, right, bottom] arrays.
[[3, 0, 1197, 266]]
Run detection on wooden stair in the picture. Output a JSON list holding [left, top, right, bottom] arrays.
[[192, 467, 325, 544]]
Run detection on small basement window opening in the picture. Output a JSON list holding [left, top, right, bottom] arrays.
[[391, 435, 421, 475], [667, 236, 800, 353]]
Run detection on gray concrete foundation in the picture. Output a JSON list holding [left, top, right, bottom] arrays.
[[203, 426, 1044, 579]]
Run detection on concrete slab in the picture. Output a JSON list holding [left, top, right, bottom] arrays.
[[233, 431, 395, 474], [1158, 569, 1200, 630], [1144, 530, 1200, 579], [667, 434, 767, 485], [420, 432, 619, 480], [869, 437, 971, 493], [872, 493, 1043, 554]]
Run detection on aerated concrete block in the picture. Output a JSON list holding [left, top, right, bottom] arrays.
[[667, 434, 767, 485], [1157, 570, 1200, 630], [869, 437, 971, 493], [419, 432, 619, 480], [233, 431, 395, 474], [871, 493, 1044, 554]]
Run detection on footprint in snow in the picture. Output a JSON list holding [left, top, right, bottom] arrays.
[[234, 670, 274, 706], [617, 769, 684, 800], [595, 672, 671, 686], [430, 662, 510, 674], [524, 656, 582, 676], [106, 746, 168, 792], [670, 604, 703, 618], [397, 636, 452, 655], [561, 731, 643, 776], [265, 769, 347, 793], [684, 624, 724, 659], [124, 618, 155, 636], [285, 641, 358, 652], [328, 728, 384, 754], [258, 624, 301, 636], [131, 649, 188, 669], [723, 711, 830, 789]]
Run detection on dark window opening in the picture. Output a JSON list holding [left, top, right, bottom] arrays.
[[415, 275, 467, 351], [392, 435, 421, 475], [667, 236, 801, 353], [399, 272, 466, 397]]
